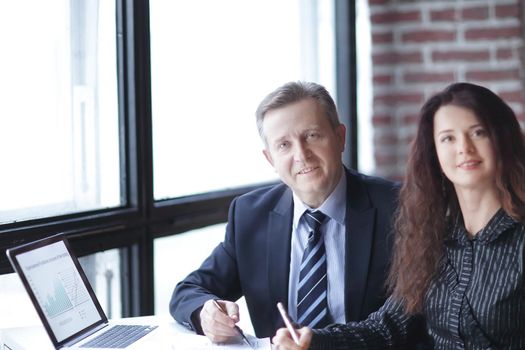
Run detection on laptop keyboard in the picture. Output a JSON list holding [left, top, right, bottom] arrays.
[[80, 325, 158, 348]]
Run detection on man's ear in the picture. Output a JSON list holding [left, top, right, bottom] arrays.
[[337, 124, 346, 151], [263, 149, 274, 167]]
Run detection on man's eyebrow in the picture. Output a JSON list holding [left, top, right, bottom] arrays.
[[271, 135, 287, 145]]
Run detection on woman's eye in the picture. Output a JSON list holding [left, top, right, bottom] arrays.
[[441, 135, 453, 143], [472, 128, 487, 138]]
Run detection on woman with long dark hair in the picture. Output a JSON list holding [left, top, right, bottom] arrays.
[[273, 82, 525, 349]]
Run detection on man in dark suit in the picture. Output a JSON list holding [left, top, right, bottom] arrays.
[[170, 81, 399, 342]]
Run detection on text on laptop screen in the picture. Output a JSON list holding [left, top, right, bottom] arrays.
[[16, 240, 103, 342]]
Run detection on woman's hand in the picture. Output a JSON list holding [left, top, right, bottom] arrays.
[[272, 326, 313, 349]]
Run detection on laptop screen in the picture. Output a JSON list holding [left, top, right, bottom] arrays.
[[7, 234, 107, 347]]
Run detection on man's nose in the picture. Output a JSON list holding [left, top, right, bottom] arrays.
[[293, 142, 311, 162]]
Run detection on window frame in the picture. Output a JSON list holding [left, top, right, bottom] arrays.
[[0, 0, 356, 317]]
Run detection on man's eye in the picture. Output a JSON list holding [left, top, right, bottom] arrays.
[[278, 142, 289, 150], [306, 132, 319, 140]]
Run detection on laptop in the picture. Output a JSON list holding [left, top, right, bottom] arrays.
[[6, 233, 158, 349]]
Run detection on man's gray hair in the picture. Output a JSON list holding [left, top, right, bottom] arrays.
[[255, 81, 340, 143]]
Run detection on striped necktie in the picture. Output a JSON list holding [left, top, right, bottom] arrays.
[[297, 210, 329, 328]]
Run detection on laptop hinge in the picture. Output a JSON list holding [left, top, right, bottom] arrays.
[[61, 322, 108, 348]]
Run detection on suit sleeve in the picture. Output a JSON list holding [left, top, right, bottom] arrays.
[[169, 198, 243, 333]]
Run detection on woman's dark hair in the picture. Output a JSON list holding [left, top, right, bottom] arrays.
[[388, 82, 525, 314]]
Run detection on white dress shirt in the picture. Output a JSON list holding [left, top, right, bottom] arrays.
[[287, 170, 347, 324]]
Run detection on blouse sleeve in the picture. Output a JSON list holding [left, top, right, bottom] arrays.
[[309, 295, 427, 349]]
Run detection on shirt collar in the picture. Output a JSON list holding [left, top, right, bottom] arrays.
[[293, 168, 347, 229], [448, 208, 518, 246]]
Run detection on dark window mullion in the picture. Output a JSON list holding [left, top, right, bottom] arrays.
[[127, 0, 155, 316], [335, 0, 358, 170]]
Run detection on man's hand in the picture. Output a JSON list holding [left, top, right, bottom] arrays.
[[199, 299, 240, 343], [272, 326, 313, 350]]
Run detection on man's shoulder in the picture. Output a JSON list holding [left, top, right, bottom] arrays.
[[346, 168, 400, 193], [234, 182, 290, 209], [345, 168, 400, 212]]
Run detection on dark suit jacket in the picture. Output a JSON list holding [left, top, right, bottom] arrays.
[[170, 168, 399, 338]]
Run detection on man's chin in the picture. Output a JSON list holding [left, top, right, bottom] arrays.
[[295, 183, 326, 197]]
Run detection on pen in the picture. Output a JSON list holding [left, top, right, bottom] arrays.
[[212, 299, 254, 349], [277, 302, 300, 345]]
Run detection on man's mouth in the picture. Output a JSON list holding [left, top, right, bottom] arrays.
[[297, 166, 318, 175]]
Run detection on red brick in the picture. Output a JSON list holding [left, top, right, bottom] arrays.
[[402, 114, 419, 125], [520, 47, 525, 60], [465, 68, 520, 81], [404, 71, 456, 83], [465, 26, 521, 40], [496, 48, 514, 60], [430, 8, 457, 22], [373, 73, 393, 85], [373, 51, 423, 65], [432, 49, 490, 62], [372, 31, 394, 44], [375, 153, 398, 167], [369, 0, 391, 5], [402, 29, 456, 43], [375, 133, 398, 146], [499, 90, 525, 104], [400, 133, 416, 146], [371, 10, 421, 24], [461, 6, 489, 20], [374, 92, 424, 105], [372, 114, 393, 126], [495, 4, 519, 18]]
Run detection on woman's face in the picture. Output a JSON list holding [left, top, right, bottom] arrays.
[[433, 104, 497, 192]]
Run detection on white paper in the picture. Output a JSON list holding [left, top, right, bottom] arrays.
[[170, 333, 272, 350]]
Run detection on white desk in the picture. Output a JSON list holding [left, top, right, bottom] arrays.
[[1, 315, 271, 350]]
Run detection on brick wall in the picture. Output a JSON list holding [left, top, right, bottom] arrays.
[[368, 0, 525, 179]]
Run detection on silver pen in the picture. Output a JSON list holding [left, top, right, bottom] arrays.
[[212, 300, 255, 349]]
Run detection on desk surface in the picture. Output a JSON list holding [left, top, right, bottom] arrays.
[[1, 315, 271, 350]]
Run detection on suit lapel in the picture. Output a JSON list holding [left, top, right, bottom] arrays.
[[344, 170, 376, 321], [267, 190, 294, 315], [264, 170, 378, 323]]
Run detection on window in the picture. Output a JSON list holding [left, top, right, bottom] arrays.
[[149, 0, 337, 320], [0, 0, 120, 224], [78, 249, 122, 320], [153, 224, 225, 316], [149, 0, 336, 200], [356, 0, 374, 174], [0, 0, 352, 320]]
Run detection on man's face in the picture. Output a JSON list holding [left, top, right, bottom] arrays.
[[262, 98, 346, 208]]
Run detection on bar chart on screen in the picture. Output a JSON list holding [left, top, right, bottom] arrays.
[[38, 267, 90, 319], [16, 241, 102, 341], [42, 277, 73, 317]]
